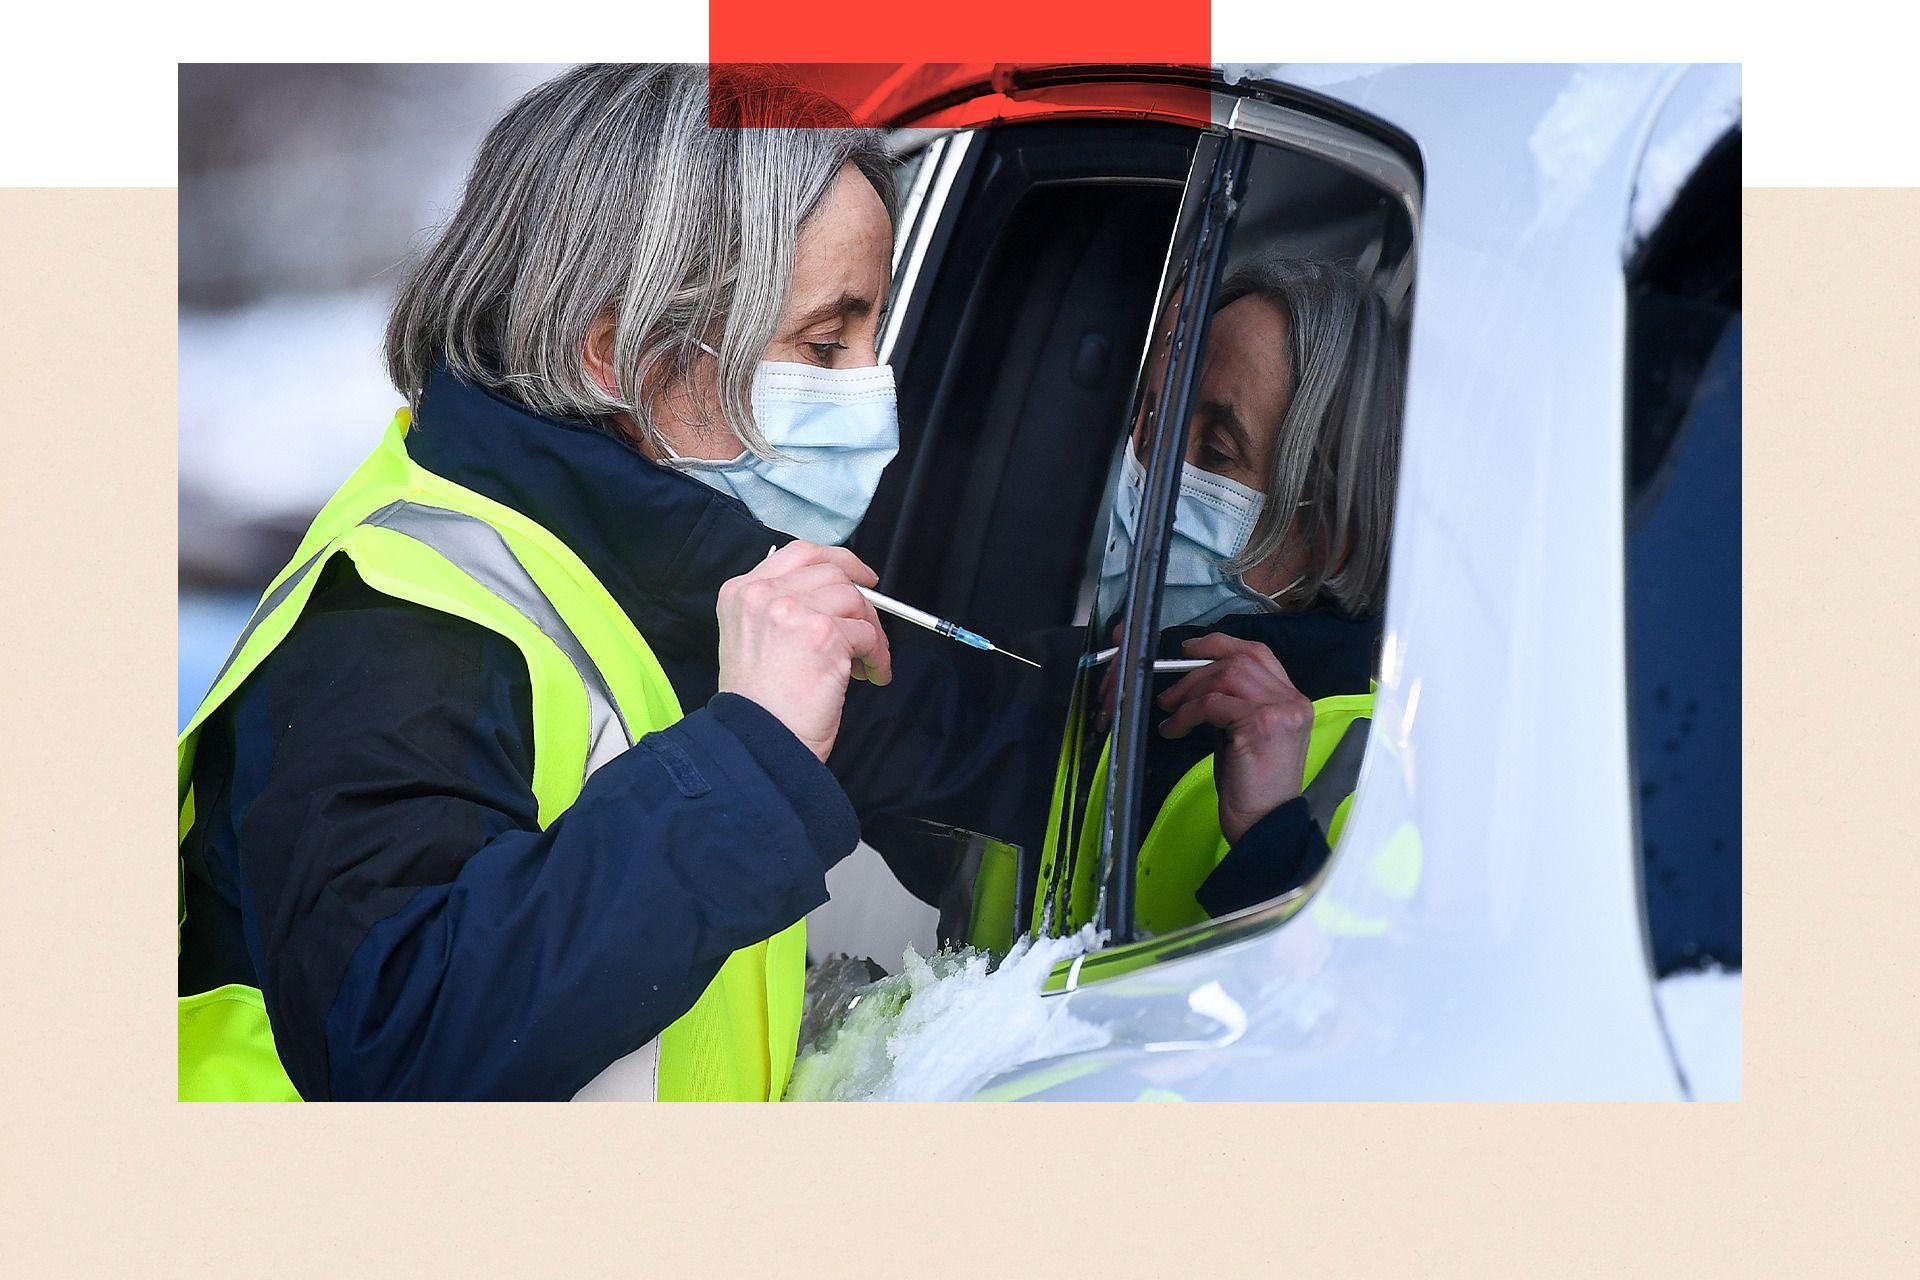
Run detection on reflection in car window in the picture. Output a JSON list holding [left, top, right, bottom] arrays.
[[1042, 136, 1417, 945]]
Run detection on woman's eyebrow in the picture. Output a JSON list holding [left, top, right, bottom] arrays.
[[789, 291, 874, 330]]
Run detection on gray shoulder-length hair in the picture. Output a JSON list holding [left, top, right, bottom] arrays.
[[1216, 255, 1404, 617], [385, 64, 897, 457]]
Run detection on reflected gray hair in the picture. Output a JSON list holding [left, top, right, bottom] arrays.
[[385, 64, 897, 456], [1217, 255, 1404, 616]]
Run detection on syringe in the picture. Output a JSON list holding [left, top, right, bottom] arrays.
[[856, 586, 1041, 668]]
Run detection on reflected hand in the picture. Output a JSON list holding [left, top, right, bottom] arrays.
[[1155, 633, 1313, 842]]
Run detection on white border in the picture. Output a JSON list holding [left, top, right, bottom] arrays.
[[2, 7, 1908, 184]]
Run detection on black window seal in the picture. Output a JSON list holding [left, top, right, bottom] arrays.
[[1098, 132, 1254, 945]]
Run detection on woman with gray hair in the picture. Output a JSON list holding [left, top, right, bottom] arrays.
[[178, 65, 908, 1101], [1094, 254, 1405, 934]]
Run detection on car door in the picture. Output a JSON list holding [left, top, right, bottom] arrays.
[[815, 78, 1425, 972]]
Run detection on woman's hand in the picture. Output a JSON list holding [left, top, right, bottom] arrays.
[[717, 541, 893, 762], [1156, 633, 1314, 842]]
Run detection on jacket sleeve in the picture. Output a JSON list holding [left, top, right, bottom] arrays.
[[1193, 797, 1329, 920], [222, 569, 857, 1100]]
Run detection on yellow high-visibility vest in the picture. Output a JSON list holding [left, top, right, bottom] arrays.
[[178, 410, 804, 1101], [1033, 691, 1373, 938]]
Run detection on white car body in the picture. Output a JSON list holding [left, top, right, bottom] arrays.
[[815, 63, 1742, 1101]]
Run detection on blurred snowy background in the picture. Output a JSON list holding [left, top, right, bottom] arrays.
[[179, 64, 569, 727]]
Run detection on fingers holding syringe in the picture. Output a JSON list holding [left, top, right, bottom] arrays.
[[806, 579, 892, 686], [755, 539, 880, 590]]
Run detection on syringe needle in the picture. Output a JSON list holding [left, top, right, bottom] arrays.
[[992, 646, 1042, 669], [856, 586, 1040, 669]]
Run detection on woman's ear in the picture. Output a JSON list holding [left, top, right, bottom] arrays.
[[581, 311, 662, 454], [582, 310, 621, 398]]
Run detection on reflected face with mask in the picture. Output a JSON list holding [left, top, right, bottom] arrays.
[[1160, 293, 1309, 598], [586, 161, 900, 546], [1101, 294, 1307, 625], [1100, 256, 1402, 628]]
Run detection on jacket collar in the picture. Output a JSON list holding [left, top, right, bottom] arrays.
[[409, 366, 778, 707]]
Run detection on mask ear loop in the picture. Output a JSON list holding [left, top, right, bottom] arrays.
[[657, 338, 736, 467], [1228, 498, 1317, 610]]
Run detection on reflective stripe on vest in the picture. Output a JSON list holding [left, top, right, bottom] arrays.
[[215, 500, 634, 781], [179, 411, 804, 1102]]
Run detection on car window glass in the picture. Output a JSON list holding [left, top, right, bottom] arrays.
[[1055, 134, 1417, 946], [1626, 132, 1740, 976]]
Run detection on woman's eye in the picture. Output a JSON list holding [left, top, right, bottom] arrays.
[[806, 341, 847, 364], [1200, 444, 1236, 470]]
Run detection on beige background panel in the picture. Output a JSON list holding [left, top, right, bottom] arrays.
[[0, 186, 1912, 1274]]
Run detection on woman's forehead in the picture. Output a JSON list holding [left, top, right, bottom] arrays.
[[1201, 296, 1293, 432], [788, 166, 891, 321], [1211, 294, 1290, 364]]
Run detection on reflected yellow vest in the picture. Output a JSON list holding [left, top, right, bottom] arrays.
[[1036, 692, 1372, 938], [177, 411, 805, 1102]]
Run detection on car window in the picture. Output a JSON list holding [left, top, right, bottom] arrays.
[[1626, 131, 1740, 976], [824, 121, 1198, 957], [1034, 110, 1420, 953]]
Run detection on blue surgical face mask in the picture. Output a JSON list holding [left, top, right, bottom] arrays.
[[662, 348, 899, 546], [1097, 442, 1298, 628]]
